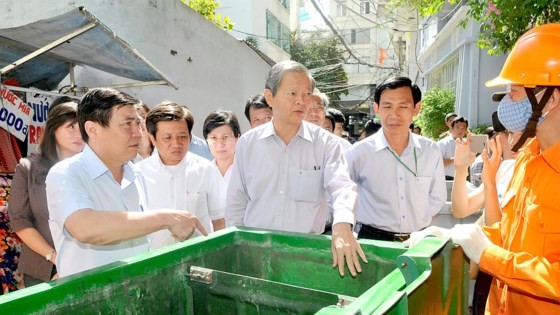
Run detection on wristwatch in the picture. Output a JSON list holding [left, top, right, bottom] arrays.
[[45, 250, 55, 262]]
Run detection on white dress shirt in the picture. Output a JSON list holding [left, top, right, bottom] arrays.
[[437, 135, 456, 177], [345, 131, 446, 233], [226, 121, 356, 234], [338, 137, 352, 151], [137, 152, 225, 249], [46, 145, 150, 277]]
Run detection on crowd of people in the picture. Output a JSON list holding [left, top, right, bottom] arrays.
[[1, 23, 558, 313]]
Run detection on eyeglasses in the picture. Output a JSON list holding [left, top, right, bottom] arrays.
[[206, 134, 236, 145]]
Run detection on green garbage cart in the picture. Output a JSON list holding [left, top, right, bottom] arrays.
[[0, 227, 468, 314]]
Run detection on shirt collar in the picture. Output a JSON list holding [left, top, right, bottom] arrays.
[[82, 145, 111, 180], [258, 121, 276, 139], [258, 121, 312, 142], [529, 138, 560, 173], [371, 130, 421, 153], [82, 145, 137, 184]]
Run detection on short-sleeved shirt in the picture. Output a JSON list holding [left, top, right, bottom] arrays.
[[226, 121, 356, 234], [437, 135, 456, 177], [137, 152, 225, 249], [46, 145, 150, 277], [345, 131, 446, 233]]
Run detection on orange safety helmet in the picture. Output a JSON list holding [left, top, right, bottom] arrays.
[[486, 23, 560, 88]]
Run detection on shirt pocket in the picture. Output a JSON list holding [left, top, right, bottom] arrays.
[[522, 203, 560, 257], [186, 192, 208, 216], [290, 169, 323, 203]]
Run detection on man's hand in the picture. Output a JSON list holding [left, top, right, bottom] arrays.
[[450, 224, 491, 264], [404, 226, 451, 248], [163, 210, 208, 241], [331, 223, 367, 277]]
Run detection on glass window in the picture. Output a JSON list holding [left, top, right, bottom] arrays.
[[360, 0, 370, 14], [429, 54, 459, 92], [342, 29, 370, 45], [279, 0, 290, 9], [336, 1, 347, 16], [266, 10, 290, 54]]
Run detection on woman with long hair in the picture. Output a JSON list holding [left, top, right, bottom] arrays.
[[8, 99, 84, 286]]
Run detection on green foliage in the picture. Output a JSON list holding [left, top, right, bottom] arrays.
[[183, 0, 234, 31], [245, 36, 259, 50], [415, 86, 456, 139], [470, 123, 491, 135], [290, 32, 348, 106], [390, 0, 560, 55]]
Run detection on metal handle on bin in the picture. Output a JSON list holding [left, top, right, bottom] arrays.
[[187, 266, 213, 285]]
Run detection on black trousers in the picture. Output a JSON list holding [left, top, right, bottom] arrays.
[[472, 271, 493, 315]]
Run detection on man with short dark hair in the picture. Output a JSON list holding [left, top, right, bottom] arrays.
[[244, 93, 272, 128], [326, 108, 351, 150], [345, 76, 446, 241], [137, 101, 225, 249], [46, 88, 206, 277], [327, 108, 346, 137], [439, 113, 458, 139], [438, 116, 469, 179]]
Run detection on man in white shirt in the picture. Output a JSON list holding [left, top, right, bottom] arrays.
[[304, 89, 347, 235], [227, 60, 366, 277], [137, 102, 225, 249], [46, 88, 206, 277], [345, 76, 446, 241], [438, 116, 469, 179]]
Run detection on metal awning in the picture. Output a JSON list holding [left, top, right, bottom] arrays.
[[0, 7, 177, 91]]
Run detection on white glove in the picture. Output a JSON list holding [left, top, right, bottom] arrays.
[[450, 224, 491, 264], [404, 226, 452, 248]]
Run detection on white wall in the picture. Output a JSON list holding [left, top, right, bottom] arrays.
[[1, 0, 272, 135], [417, 6, 507, 128], [218, 0, 291, 62]]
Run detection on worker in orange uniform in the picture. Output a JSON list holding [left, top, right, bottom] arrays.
[[406, 23, 560, 314]]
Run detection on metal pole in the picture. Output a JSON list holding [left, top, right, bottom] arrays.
[[0, 22, 96, 75]]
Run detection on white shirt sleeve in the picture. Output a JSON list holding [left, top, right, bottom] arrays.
[[225, 137, 249, 227], [46, 164, 94, 229], [428, 149, 447, 216], [324, 136, 357, 226], [207, 165, 226, 221]]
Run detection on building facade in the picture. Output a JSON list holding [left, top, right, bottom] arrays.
[[325, 0, 419, 134], [218, 0, 299, 63], [416, 5, 507, 128]]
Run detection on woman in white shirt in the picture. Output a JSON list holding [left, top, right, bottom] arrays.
[[202, 110, 241, 188]]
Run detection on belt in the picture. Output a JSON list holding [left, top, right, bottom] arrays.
[[359, 224, 411, 242]]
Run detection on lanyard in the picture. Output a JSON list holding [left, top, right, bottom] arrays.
[[388, 147, 417, 177]]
